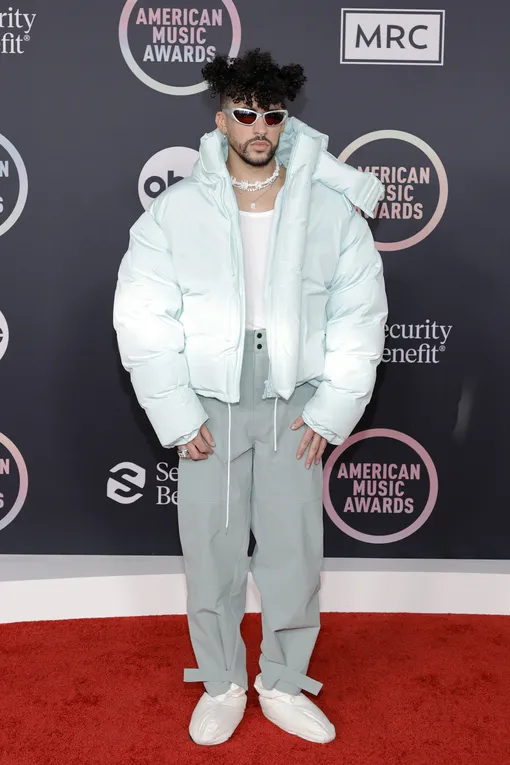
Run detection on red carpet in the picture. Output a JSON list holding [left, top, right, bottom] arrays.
[[1, 612, 509, 764]]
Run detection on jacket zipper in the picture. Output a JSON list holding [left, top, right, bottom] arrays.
[[264, 186, 286, 398], [264, 136, 301, 399], [224, 181, 246, 401]]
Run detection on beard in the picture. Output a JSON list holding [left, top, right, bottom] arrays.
[[229, 135, 278, 167]]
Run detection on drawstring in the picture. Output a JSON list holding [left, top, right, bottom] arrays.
[[226, 402, 232, 531], [273, 396, 278, 452]]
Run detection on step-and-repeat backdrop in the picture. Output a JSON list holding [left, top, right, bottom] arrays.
[[1, 1, 508, 558]]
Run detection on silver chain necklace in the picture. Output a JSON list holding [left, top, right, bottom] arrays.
[[230, 158, 281, 193], [238, 181, 276, 210]]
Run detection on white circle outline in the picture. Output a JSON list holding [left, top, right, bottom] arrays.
[[0, 134, 28, 238], [0, 311, 9, 361], [339, 129, 448, 251], [119, 0, 242, 96]]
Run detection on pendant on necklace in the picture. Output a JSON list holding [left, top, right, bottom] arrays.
[[250, 202, 256, 209]]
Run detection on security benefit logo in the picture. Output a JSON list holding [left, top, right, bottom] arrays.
[[340, 9, 445, 65], [0, 433, 29, 532], [323, 429, 438, 544], [119, 1, 241, 95], [339, 130, 448, 251], [383, 320, 453, 364], [0, 133, 28, 237], [138, 146, 199, 210], [0, 7, 36, 54], [0, 311, 8, 361], [107, 461, 178, 505]]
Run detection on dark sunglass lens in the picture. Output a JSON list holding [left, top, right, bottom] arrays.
[[265, 111, 285, 126], [233, 110, 257, 125]]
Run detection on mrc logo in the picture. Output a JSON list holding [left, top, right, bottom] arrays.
[[340, 9, 445, 65]]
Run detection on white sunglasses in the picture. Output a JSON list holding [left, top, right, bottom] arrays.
[[222, 107, 289, 127]]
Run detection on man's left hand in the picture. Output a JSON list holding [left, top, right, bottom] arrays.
[[290, 416, 328, 468]]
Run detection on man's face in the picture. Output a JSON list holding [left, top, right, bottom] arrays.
[[216, 99, 286, 168]]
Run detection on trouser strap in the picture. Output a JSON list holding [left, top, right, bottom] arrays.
[[261, 661, 323, 696], [183, 668, 234, 683]]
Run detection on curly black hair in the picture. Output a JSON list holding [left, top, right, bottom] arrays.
[[201, 48, 306, 110]]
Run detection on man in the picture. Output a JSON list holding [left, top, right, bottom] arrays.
[[113, 49, 387, 746]]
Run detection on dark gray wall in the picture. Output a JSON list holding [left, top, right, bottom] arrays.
[[0, 1, 508, 557]]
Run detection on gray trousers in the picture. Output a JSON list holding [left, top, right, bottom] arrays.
[[177, 329, 324, 698]]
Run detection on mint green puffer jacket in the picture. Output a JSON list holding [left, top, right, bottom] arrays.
[[113, 117, 388, 448]]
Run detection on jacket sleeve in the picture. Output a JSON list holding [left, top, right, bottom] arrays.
[[301, 208, 388, 445], [113, 203, 208, 448]]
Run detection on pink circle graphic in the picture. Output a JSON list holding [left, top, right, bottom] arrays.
[[119, 1, 242, 96], [339, 130, 448, 251], [0, 432, 29, 531], [323, 428, 438, 544]]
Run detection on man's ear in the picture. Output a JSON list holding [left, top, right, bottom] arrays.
[[215, 111, 227, 134]]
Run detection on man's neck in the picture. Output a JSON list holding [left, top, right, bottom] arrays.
[[226, 150, 276, 182]]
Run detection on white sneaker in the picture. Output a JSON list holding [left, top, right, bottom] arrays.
[[189, 683, 247, 746], [254, 673, 335, 744]]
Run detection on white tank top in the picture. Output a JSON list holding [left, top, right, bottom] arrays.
[[239, 208, 274, 330]]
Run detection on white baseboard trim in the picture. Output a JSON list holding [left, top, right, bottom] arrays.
[[1, 570, 510, 624]]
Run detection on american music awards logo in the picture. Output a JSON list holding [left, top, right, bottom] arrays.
[[323, 429, 438, 544], [0, 311, 8, 361], [339, 130, 448, 251], [119, 1, 242, 95], [0, 133, 28, 237], [0, 433, 29, 532]]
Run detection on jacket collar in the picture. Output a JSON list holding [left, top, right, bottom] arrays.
[[193, 116, 382, 217], [193, 116, 326, 180]]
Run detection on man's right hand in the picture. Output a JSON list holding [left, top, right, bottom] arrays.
[[180, 423, 215, 460]]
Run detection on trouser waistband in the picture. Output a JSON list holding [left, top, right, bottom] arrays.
[[244, 327, 268, 354]]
